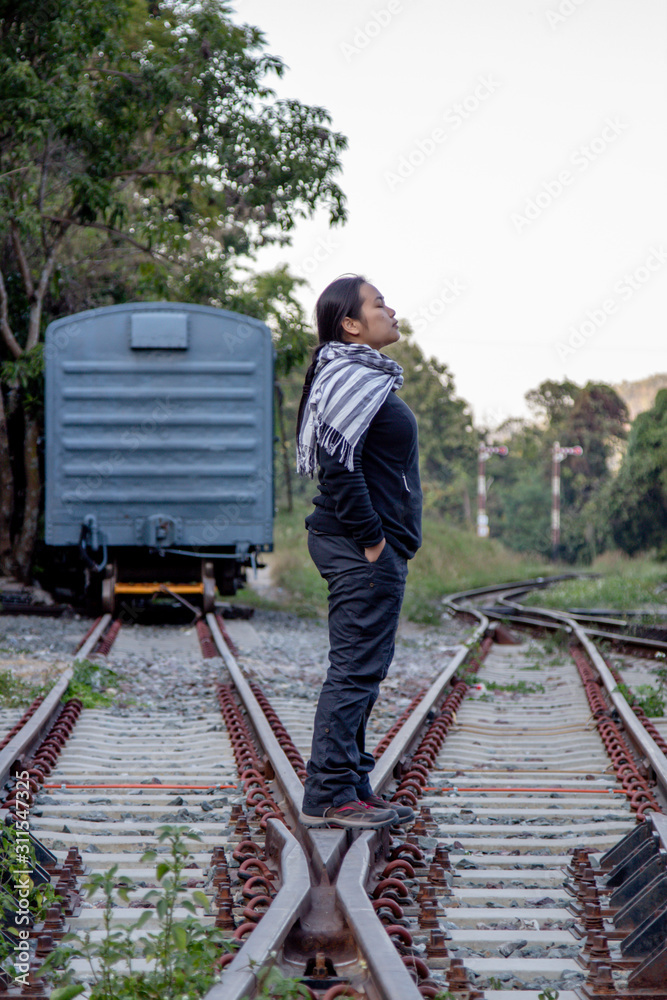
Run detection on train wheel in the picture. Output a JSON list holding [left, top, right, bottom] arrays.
[[202, 561, 216, 613], [214, 560, 240, 596], [101, 563, 117, 615]]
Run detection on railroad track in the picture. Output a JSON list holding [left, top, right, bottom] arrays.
[[2, 584, 667, 998]]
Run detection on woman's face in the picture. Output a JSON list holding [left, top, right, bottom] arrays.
[[344, 283, 399, 350]]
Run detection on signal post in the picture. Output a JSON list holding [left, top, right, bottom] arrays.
[[477, 444, 508, 538], [551, 441, 583, 559]]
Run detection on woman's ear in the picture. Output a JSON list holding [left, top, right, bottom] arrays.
[[341, 316, 360, 338]]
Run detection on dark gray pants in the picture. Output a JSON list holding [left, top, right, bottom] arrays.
[[302, 530, 408, 811]]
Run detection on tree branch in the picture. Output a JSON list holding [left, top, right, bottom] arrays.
[[42, 215, 172, 260], [0, 267, 23, 359], [0, 381, 16, 575], [10, 223, 35, 301], [0, 165, 31, 181], [87, 66, 143, 84], [12, 413, 41, 580], [38, 132, 52, 251], [112, 168, 180, 179], [25, 223, 71, 351]]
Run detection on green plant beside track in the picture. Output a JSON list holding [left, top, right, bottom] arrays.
[[45, 826, 233, 1000], [614, 680, 666, 718], [0, 670, 47, 708], [0, 824, 61, 980], [485, 679, 545, 695], [64, 660, 120, 709]]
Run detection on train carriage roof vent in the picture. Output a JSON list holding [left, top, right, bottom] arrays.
[[130, 312, 188, 349]]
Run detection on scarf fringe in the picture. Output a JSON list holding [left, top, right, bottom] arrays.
[[296, 424, 354, 477], [318, 423, 355, 472], [296, 343, 403, 478], [296, 443, 316, 478]]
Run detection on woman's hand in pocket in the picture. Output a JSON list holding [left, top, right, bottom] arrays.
[[364, 538, 386, 563]]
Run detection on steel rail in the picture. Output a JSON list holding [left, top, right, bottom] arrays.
[[442, 578, 580, 638], [336, 831, 423, 1000], [484, 583, 667, 653], [0, 613, 111, 787], [205, 609, 498, 1000], [442, 573, 579, 607], [212, 581, 651, 998], [204, 819, 311, 1000], [480, 604, 667, 651], [1, 611, 312, 1000], [206, 612, 305, 813], [207, 612, 334, 1000], [573, 626, 667, 653], [209, 576, 667, 998], [205, 612, 430, 1000], [488, 594, 667, 655], [499, 597, 667, 801], [371, 613, 487, 793], [446, 578, 667, 799], [483, 609, 568, 631]]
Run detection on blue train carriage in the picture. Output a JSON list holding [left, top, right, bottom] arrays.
[[44, 302, 274, 613]]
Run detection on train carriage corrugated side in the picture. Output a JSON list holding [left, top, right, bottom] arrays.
[[43, 302, 274, 610]]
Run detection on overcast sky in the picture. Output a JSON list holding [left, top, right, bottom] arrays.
[[231, 0, 667, 426]]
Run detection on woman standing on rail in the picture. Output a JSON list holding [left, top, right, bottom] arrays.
[[296, 275, 422, 829]]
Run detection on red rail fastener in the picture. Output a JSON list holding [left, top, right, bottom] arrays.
[[232, 922, 257, 941]]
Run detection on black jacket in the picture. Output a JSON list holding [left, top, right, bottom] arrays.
[[305, 391, 422, 559]]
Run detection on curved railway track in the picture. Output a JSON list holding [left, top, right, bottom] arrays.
[[2, 582, 667, 998]]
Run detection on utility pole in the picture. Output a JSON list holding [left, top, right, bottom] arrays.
[[477, 444, 508, 538], [551, 441, 583, 559]]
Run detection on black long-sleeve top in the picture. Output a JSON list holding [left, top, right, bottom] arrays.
[[304, 391, 422, 559]]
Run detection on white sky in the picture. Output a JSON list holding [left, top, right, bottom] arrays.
[[231, 0, 667, 426]]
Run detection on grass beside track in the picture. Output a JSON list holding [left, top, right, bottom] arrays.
[[0, 670, 47, 708], [242, 503, 555, 624], [522, 551, 667, 614]]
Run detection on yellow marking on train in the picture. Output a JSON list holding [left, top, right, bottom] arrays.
[[114, 583, 205, 594]]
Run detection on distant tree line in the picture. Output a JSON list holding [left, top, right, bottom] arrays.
[[483, 379, 628, 562], [481, 379, 667, 563]]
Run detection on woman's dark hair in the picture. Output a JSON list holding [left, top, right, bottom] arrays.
[[295, 275, 367, 439]]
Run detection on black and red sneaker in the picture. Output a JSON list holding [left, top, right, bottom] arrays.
[[361, 793, 414, 825], [300, 799, 398, 829]]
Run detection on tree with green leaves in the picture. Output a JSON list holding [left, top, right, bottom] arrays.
[[484, 417, 549, 550], [489, 379, 628, 561], [605, 388, 667, 557], [234, 265, 313, 511], [525, 379, 579, 427], [0, 0, 347, 577]]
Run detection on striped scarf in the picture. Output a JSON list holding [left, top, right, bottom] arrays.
[[296, 342, 404, 478]]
